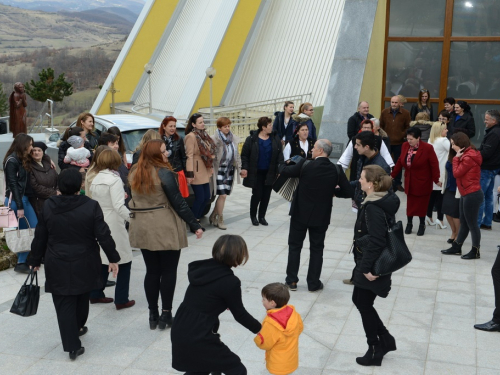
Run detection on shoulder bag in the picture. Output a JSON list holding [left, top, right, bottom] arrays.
[[10, 269, 40, 317], [5, 217, 34, 254]]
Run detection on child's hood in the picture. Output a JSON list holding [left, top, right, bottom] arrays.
[[266, 305, 301, 336]]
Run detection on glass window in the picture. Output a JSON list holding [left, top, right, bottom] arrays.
[[463, 104, 500, 147], [385, 42, 443, 99], [452, 0, 500, 36], [389, 0, 446, 37], [447, 42, 500, 100]]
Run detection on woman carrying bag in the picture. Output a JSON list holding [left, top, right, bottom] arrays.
[[352, 165, 400, 367]]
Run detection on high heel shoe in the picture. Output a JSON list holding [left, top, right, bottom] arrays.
[[425, 216, 435, 226], [405, 223, 413, 234], [435, 220, 448, 229], [417, 224, 426, 236], [356, 343, 383, 366], [158, 310, 173, 330], [149, 309, 159, 330]]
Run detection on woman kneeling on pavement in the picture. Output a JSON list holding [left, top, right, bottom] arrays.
[[352, 165, 399, 366]]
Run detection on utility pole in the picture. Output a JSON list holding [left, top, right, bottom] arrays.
[[107, 78, 120, 114]]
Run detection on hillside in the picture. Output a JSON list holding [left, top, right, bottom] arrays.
[[0, 4, 133, 55], [0, 0, 145, 15]]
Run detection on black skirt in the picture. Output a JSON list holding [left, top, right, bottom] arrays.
[[442, 189, 460, 218]]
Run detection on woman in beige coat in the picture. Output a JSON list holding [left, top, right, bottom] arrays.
[[128, 140, 203, 330], [89, 149, 134, 310], [209, 117, 242, 230], [184, 113, 216, 227]]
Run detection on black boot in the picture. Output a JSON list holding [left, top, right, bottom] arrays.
[[461, 246, 480, 260], [417, 224, 425, 236], [356, 343, 383, 366], [441, 241, 462, 255], [379, 332, 397, 355], [149, 309, 159, 330], [250, 216, 259, 226], [405, 223, 413, 234], [158, 310, 173, 330]]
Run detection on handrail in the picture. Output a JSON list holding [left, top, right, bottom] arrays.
[[28, 99, 54, 133]]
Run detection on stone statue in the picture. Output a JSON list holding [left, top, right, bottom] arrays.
[[9, 82, 27, 137]]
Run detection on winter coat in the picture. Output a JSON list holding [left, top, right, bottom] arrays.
[[28, 195, 120, 295], [254, 305, 304, 375], [58, 140, 94, 170], [410, 104, 434, 121], [352, 150, 391, 208], [212, 132, 242, 186], [29, 154, 58, 216], [128, 167, 201, 250], [171, 258, 261, 372], [166, 135, 187, 173], [353, 192, 400, 297], [410, 120, 433, 143], [84, 167, 98, 198], [273, 111, 295, 142], [380, 107, 411, 145], [184, 132, 213, 185], [4, 153, 31, 209], [449, 112, 475, 139], [241, 130, 283, 188], [290, 113, 317, 141], [86, 132, 99, 150], [347, 112, 374, 140], [453, 147, 482, 196], [90, 169, 132, 265], [64, 146, 91, 166], [479, 124, 500, 170], [430, 137, 451, 190]]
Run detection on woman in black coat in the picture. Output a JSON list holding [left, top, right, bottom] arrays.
[[352, 165, 400, 367], [171, 235, 261, 375], [29, 169, 120, 361], [58, 127, 94, 171], [448, 100, 475, 139], [241, 117, 283, 226], [29, 141, 58, 217]]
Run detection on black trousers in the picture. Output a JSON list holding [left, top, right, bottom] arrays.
[[493, 247, 500, 323], [52, 292, 90, 352], [391, 144, 402, 187], [184, 362, 247, 375], [286, 218, 328, 291], [141, 249, 181, 311], [89, 262, 132, 304], [250, 170, 272, 219], [427, 190, 444, 221], [352, 286, 388, 346]]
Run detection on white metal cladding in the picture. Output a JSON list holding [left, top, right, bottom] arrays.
[[225, 0, 345, 107], [134, 0, 239, 119]]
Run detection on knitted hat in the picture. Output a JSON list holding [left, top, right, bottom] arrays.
[[32, 141, 47, 154], [67, 135, 84, 148]]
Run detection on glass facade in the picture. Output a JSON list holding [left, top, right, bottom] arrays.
[[389, 0, 446, 37], [452, 0, 500, 37]]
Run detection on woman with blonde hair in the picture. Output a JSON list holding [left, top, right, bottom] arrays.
[[426, 121, 450, 228], [84, 145, 111, 197], [132, 129, 162, 166], [209, 117, 242, 229], [290, 102, 317, 141]]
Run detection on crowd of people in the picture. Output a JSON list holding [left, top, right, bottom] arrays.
[[1, 90, 499, 373]]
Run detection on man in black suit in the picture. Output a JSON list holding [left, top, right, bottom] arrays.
[[280, 139, 353, 292]]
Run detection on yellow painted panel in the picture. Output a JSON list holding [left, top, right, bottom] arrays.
[[191, 0, 263, 116], [96, 0, 180, 114], [359, 0, 386, 118]]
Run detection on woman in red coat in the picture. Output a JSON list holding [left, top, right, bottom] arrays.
[[391, 127, 441, 236], [441, 132, 483, 259]]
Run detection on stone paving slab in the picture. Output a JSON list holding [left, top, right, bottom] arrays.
[[0, 183, 500, 374]]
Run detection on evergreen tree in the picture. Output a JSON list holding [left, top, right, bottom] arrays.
[[0, 82, 8, 116], [25, 68, 73, 107]]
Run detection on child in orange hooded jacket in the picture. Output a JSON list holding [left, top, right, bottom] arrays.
[[254, 283, 304, 375]]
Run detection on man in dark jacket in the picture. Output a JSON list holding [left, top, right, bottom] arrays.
[[347, 101, 374, 140], [29, 169, 119, 360], [272, 101, 295, 143], [280, 139, 353, 292], [477, 110, 500, 229], [352, 131, 391, 209]]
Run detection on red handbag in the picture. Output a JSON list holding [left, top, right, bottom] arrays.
[[177, 170, 189, 198]]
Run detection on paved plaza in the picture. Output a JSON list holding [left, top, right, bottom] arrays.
[[1, 183, 500, 374]]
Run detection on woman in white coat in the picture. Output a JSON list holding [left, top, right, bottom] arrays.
[[89, 149, 134, 310], [426, 121, 451, 228]]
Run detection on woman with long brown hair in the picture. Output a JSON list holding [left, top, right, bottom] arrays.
[[159, 116, 186, 173], [184, 114, 216, 226], [76, 112, 99, 149], [128, 140, 203, 330], [410, 88, 434, 121], [3, 133, 37, 273]]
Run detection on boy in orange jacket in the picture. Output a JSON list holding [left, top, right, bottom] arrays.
[[254, 283, 304, 375]]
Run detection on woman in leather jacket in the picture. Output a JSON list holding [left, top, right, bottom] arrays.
[[128, 140, 203, 330], [77, 112, 99, 150], [159, 116, 186, 173], [3, 133, 38, 273]]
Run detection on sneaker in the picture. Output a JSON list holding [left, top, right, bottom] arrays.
[[286, 282, 297, 291]]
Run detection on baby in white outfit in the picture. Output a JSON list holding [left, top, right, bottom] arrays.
[[64, 135, 91, 168]]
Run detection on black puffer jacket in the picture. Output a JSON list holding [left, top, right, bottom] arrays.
[[353, 192, 400, 297], [29, 154, 58, 216], [4, 153, 31, 209], [164, 135, 187, 173], [241, 130, 283, 188], [58, 141, 94, 170], [28, 195, 120, 295], [479, 124, 500, 170]]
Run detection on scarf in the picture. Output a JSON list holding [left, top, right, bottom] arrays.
[[163, 134, 174, 157], [217, 129, 235, 183], [361, 191, 388, 205], [193, 128, 216, 168], [406, 141, 420, 168]]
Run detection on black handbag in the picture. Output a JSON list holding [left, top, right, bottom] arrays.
[[10, 269, 40, 317], [356, 215, 412, 276]]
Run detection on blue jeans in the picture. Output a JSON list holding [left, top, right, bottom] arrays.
[[5, 196, 38, 264], [478, 169, 500, 226], [191, 183, 210, 219]]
